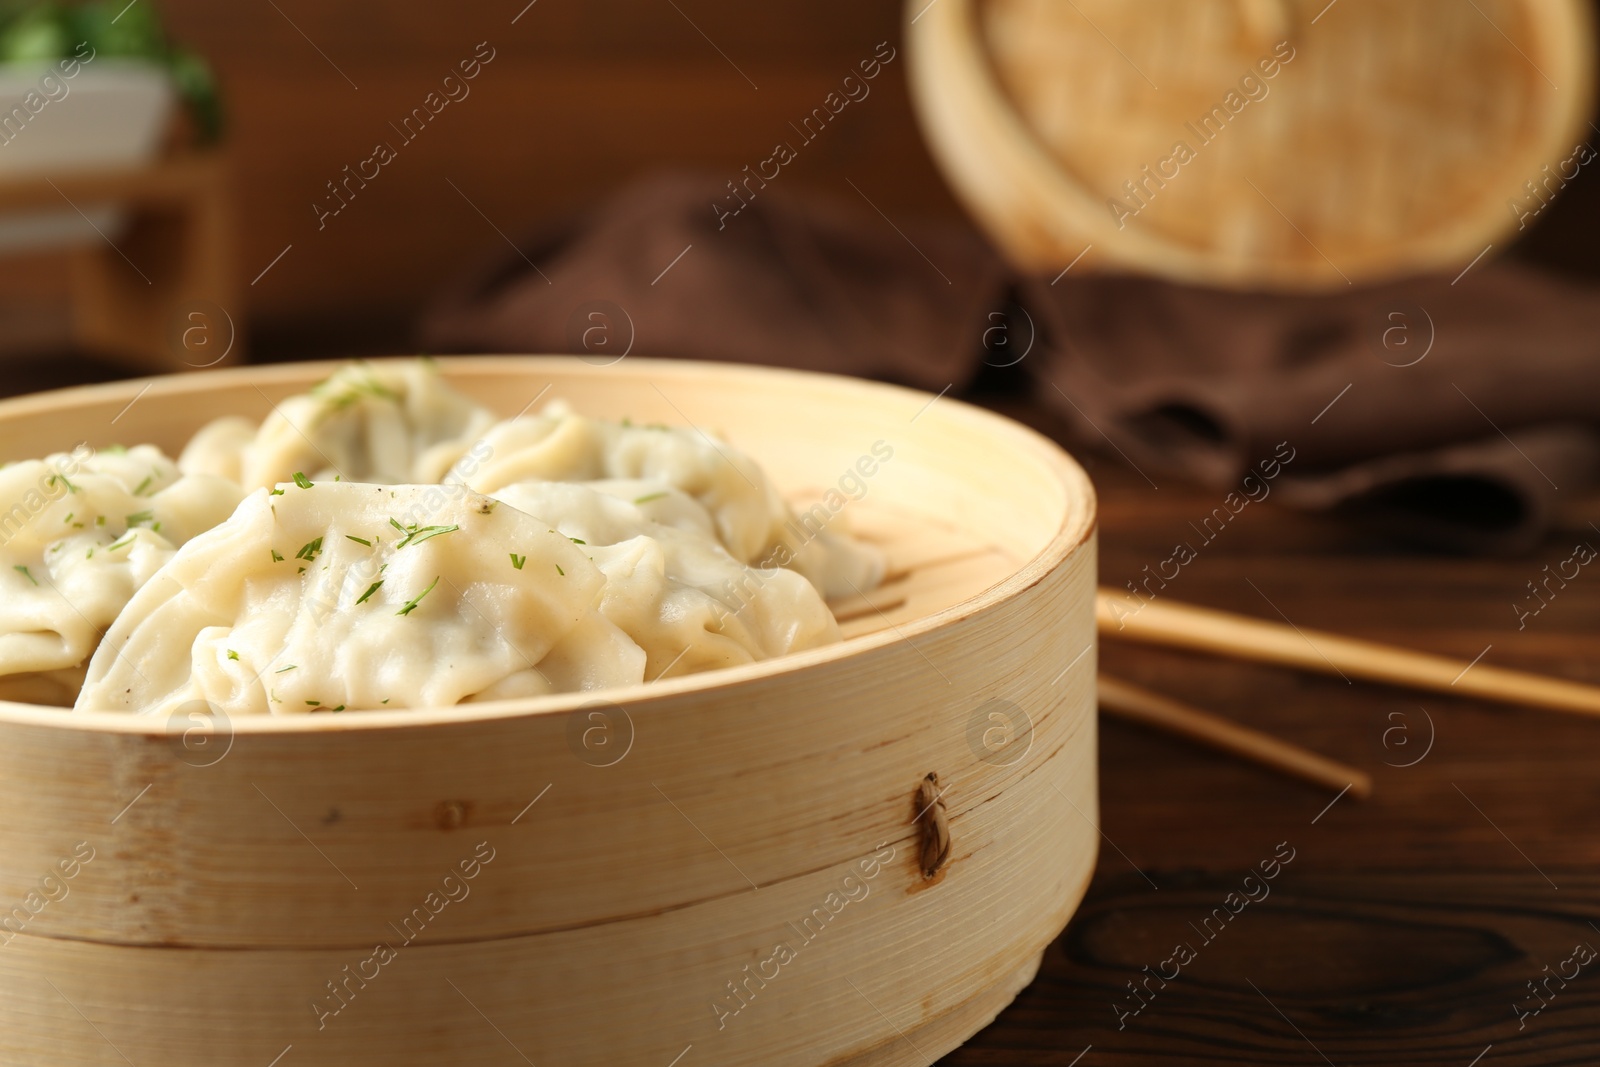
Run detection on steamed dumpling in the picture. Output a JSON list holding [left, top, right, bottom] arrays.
[[446, 401, 885, 598], [75, 476, 845, 715], [74, 480, 628, 716], [453, 406, 776, 557], [495, 481, 840, 681], [584, 479, 720, 541], [0, 444, 243, 691], [177, 415, 255, 484], [34, 360, 888, 713], [190, 361, 498, 492]]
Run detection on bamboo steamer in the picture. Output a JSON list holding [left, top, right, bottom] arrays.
[[0, 357, 1098, 1067], [907, 0, 1597, 289]]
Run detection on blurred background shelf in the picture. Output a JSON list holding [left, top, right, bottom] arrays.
[[1, 151, 241, 373], [0, 0, 1598, 376]]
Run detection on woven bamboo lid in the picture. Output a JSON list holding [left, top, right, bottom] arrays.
[[907, 0, 1597, 289]]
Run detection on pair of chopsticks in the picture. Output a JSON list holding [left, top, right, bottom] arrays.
[[1093, 589, 1600, 798]]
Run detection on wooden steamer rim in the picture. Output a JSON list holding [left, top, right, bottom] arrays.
[[0, 357, 1100, 1067], [0, 356, 1096, 737], [906, 0, 1598, 289]]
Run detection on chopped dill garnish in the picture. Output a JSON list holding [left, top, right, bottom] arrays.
[[227, 650, 240, 661], [107, 532, 136, 552], [509, 553, 526, 570], [393, 522, 460, 549], [346, 535, 372, 547], [633, 491, 669, 505], [271, 549, 284, 562], [295, 537, 324, 562], [125, 510, 155, 528], [133, 474, 154, 496], [276, 665, 297, 673], [569, 537, 586, 545], [396, 575, 440, 616], [13, 564, 36, 585], [555, 563, 564, 576], [292, 472, 314, 489], [355, 580, 384, 605]]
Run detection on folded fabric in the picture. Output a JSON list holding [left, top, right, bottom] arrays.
[[421, 171, 1600, 554], [1028, 269, 1600, 553]]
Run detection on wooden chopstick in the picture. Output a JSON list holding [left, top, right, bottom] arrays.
[[1098, 674, 1372, 797], [1098, 590, 1600, 719]]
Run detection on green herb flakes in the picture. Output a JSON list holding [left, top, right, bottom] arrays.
[[396, 575, 440, 616]]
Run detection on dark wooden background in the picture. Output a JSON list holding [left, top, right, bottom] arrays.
[[4, 0, 1600, 358], [0, 0, 962, 354], [2, 1, 1600, 1063]]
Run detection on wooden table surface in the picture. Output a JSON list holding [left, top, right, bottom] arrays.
[[944, 398, 1600, 1066]]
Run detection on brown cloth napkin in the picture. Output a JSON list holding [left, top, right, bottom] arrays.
[[421, 171, 1600, 554]]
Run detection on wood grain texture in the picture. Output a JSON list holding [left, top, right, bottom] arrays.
[[1097, 673, 1372, 797], [952, 873, 1600, 1066], [0, 358, 1098, 1066], [938, 394, 1600, 1064]]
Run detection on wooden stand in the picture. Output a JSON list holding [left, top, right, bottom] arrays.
[[0, 152, 241, 372]]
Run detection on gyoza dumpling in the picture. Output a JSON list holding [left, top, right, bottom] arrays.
[[177, 415, 254, 484], [583, 479, 720, 542], [0, 443, 243, 700], [454, 406, 775, 556], [74, 480, 635, 716], [585, 477, 884, 603], [190, 361, 498, 492], [446, 402, 886, 599], [494, 481, 840, 681]]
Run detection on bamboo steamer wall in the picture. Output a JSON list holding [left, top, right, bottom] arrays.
[[908, 0, 1598, 289], [0, 358, 1098, 1066]]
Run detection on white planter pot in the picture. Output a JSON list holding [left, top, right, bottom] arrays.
[[0, 59, 175, 253]]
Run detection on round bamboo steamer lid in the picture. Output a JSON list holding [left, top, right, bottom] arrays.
[[0, 357, 1098, 1066], [907, 0, 1597, 289]]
